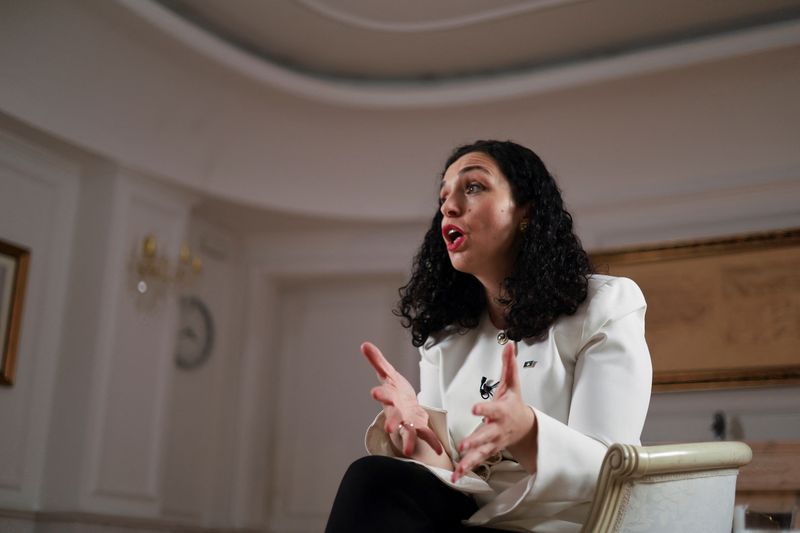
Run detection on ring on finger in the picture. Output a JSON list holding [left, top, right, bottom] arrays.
[[398, 422, 415, 432]]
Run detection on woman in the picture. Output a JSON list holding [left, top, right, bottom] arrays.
[[326, 140, 652, 532]]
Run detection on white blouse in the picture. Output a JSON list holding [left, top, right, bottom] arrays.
[[366, 275, 652, 532]]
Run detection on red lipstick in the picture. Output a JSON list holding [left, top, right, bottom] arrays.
[[442, 224, 466, 252]]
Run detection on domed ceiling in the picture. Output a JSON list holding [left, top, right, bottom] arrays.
[[4, 0, 799, 222], [157, 0, 800, 82]]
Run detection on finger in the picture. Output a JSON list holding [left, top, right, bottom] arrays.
[[370, 386, 395, 405], [385, 418, 405, 438], [361, 342, 394, 381], [383, 409, 403, 434], [401, 425, 417, 456], [499, 342, 518, 394], [417, 426, 444, 455], [459, 444, 497, 471], [452, 443, 497, 482], [459, 443, 497, 470], [459, 423, 500, 453], [472, 401, 507, 422]]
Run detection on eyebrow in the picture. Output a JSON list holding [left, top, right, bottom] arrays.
[[439, 164, 490, 190]]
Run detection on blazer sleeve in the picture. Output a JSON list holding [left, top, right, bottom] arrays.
[[467, 276, 652, 526]]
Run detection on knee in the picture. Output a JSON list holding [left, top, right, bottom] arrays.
[[341, 455, 395, 490], [340, 455, 427, 496], [347, 455, 385, 473], [328, 457, 424, 532]]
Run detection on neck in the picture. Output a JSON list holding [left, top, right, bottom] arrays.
[[474, 263, 514, 330], [482, 281, 509, 330]]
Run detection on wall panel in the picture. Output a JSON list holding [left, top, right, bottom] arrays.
[[0, 132, 80, 509], [267, 275, 415, 532], [160, 218, 245, 525], [80, 176, 192, 516]]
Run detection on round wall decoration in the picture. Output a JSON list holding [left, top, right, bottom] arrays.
[[175, 295, 214, 370]]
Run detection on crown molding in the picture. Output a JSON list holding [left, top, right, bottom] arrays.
[[293, 0, 584, 33], [114, 1, 800, 109]]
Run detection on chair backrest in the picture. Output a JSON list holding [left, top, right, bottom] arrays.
[[582, 442, 753, 533]]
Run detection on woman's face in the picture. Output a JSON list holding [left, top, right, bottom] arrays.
[[439, 151, 527, 284]]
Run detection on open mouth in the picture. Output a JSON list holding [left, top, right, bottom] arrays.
[[442, 224, 465, 251]]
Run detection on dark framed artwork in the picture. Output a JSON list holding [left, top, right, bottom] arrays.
[[0, 238, 30, 386], [591, 228, 800, 392]]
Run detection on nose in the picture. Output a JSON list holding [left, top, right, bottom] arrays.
[[440, 194, 462, 217]]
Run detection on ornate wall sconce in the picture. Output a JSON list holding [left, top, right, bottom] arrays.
[[132, 234, 202, 305]]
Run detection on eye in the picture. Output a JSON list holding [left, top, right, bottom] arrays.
[[465, 182, 484, 194]]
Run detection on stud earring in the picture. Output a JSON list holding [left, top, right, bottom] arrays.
[[519, 220, 529, 232]]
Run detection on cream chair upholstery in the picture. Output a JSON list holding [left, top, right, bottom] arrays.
[[582, 442, 753, 533]]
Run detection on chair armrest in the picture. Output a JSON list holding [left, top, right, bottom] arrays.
[[582, 442, 753, 532]]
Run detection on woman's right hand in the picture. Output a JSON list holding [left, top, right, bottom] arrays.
[[361, 342, 444, 457]]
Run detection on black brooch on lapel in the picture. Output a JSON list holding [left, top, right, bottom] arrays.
[[479, 377, 500, 399]]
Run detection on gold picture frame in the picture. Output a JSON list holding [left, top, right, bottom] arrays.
[[590, 228, 800, 392], [0, 238, 30, 386]]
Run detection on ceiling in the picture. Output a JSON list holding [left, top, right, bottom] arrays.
[[158, 0, 800, 82]]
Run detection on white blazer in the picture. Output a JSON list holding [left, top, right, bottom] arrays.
[[366, 275, 652, 532]]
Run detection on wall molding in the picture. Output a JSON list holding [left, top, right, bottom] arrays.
[[80, 170, 193, 515], [576, 177, 800, 250], [294, 0, 583, 33], [230, 226, 422, 528], [115, 0, 800, 109], [0, 130, 81, 508], [648, 386, 800, 416]]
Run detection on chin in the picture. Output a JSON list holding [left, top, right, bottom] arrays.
[[447, 254, 474, 275]]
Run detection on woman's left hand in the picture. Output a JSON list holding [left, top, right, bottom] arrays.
[[452, 342, 537, 482]]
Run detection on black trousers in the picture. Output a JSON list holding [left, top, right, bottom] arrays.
[[325, 456, 504, 533]]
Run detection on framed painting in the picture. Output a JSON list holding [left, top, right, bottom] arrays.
[[0, 238, 30, 386], [591, 228, 800, 392]]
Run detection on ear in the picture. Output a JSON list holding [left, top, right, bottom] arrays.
[[517, 202, 533, 231], [522, 201, 534, 218], [513, 200, 532, 218]]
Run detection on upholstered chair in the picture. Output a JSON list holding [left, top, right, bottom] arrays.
[[581, 441, 753, 533]]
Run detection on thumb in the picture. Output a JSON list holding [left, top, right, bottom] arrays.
[[500, 342, 518, 393]]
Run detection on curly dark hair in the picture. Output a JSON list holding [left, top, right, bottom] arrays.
[[396, 140, 594, 347]]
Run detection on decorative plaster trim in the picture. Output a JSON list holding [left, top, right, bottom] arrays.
[[647, 386, 800, 416], [573, 174, 800, 214], [82, 174, 192, 514], [115, 0, 800, 108], [261, 273, 413, 532], [0, 131, 81, 507], [575, 177, 800, 250], [294, 0, 584, 33]]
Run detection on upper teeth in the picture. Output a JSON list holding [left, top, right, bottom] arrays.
[[447, 229, 460, 241]]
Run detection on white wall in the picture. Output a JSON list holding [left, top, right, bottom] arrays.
[[0, 130, 80, 509], [159, 216, 246, 526], [0, 119, 250, 530], [218, 222, 424, 530], [644, 386, 800, 444]]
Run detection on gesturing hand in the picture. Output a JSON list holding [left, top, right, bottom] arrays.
[[452, 342, 537, 482], [361, 342, 444, 457]]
